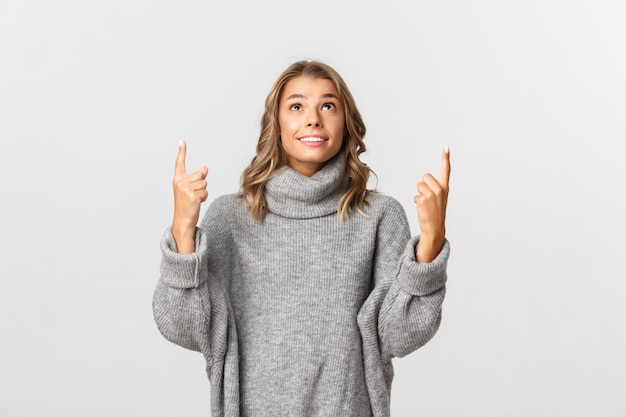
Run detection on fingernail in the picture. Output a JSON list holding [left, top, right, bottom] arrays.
[[444, 145, 450, 154], [179, 140, 184, 147]]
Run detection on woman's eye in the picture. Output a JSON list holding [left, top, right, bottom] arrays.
[[290, 104, 302, 111], [322, 103, 336, 110]]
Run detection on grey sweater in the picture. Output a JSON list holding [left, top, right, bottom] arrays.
[[153, 155, 449, 417]]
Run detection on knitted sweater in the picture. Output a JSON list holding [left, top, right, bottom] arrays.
[[153, 155, 449, 417]]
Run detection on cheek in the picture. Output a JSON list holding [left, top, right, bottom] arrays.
[[278, 115, 297, 135], [333, 116, 346, 139], [277, 115, 285, 134]]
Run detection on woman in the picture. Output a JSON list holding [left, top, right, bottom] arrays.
[[153, 60, 451, 417]]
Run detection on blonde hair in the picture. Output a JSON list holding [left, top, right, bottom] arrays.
[[240, 60, 374, 221]]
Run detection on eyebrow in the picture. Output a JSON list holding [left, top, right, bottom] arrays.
[[284, 93, 339, 101]]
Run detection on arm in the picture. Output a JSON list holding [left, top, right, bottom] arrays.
[[364, 199, 449, 360], [153, 227, 212, 352], [377, 147, 451, 358], [152, 208, 231, 364], [377, 233, 449, 359], [152, 142, 229, 364]]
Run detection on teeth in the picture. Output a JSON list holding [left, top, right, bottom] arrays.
[[299, 137, 326, 142]]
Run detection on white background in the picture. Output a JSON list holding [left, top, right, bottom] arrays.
[[1, 0, 625, 415]]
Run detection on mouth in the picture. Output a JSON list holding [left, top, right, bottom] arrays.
[[298, 136, 328, 143]]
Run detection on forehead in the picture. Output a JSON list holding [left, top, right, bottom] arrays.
[[281, 76, 339, 100]]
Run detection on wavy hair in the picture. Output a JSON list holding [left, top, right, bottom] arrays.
[[240, 60, 374, 221]]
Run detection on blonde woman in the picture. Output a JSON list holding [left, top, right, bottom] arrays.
[[153, 60, 451, 417]]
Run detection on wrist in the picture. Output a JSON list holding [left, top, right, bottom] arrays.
[[416, 233, 445, 263], [419, 231, 445, 246], [172, 216, 196, 237], [171, 222, 196, 254]]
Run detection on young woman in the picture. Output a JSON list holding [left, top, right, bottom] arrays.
[[153, 60, 451, 417]]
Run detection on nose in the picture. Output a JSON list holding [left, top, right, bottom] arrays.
[[306, 110, 322, 127]]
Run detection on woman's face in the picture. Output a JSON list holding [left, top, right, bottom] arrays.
[[278, 76, 345, 177]]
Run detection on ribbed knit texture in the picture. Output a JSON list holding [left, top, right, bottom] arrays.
[[153, 155, 449, 417]]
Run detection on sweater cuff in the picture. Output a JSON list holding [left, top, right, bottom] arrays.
[[159, 226, 208, 289], [396, 236, 449, 295]]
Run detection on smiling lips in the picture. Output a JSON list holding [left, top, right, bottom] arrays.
[[298, 136, 328, 143]]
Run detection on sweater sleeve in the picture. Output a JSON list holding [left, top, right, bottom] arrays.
[[152, 198, 232, 366], [359, 197, 449, 362], [378, 235, 449, 359]]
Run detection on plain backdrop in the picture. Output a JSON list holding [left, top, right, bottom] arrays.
[[1, 0, 625, 416]]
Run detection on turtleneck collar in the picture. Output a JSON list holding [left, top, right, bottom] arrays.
[[265, 154, 348, 219]]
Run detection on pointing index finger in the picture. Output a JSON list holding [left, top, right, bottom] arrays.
[[439, 145, 451, 189], [175, 140, 187, 178]]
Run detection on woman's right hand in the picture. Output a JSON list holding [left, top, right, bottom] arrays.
[[172, 141, 208, 253]]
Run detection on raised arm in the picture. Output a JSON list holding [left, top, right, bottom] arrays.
[[358, 148, 451, 369], [153, 142, 229, 365]]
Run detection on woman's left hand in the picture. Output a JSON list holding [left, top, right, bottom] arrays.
[[414, 147, 451, 263]]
